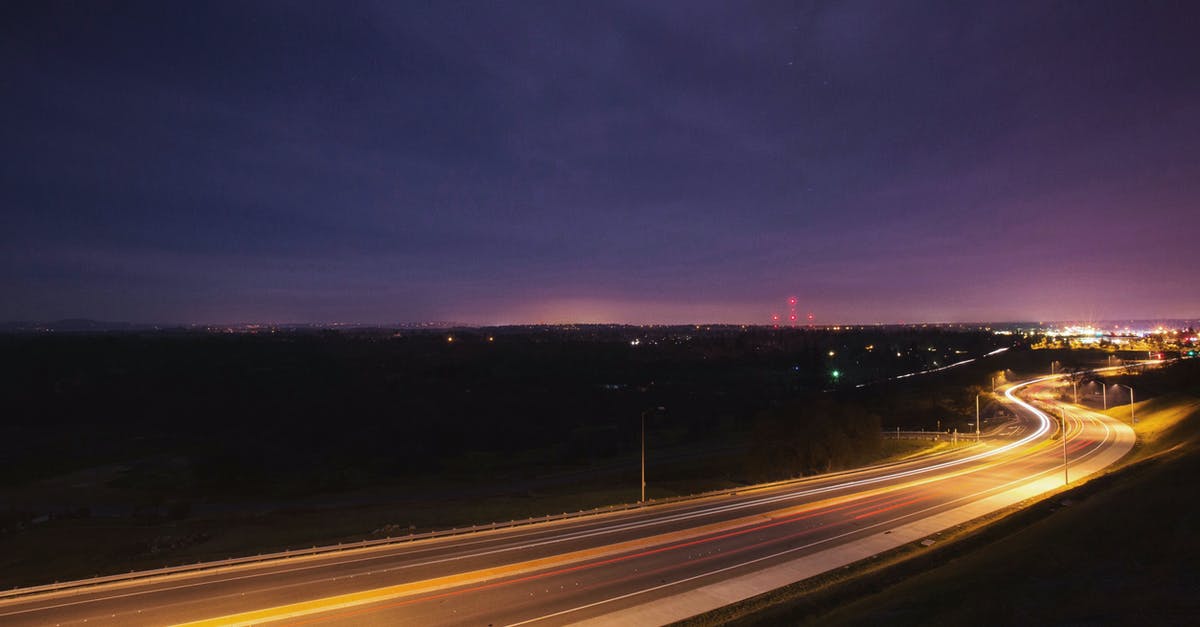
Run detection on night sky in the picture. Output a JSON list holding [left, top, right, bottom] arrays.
[[3, 1, 1197, 325]]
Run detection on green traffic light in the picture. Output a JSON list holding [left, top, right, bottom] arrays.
[[831, 370, 840, 378]]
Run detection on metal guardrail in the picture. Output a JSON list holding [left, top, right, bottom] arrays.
[[886, 429, 957, 441]]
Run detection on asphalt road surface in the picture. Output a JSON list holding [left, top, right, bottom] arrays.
[[0, 374, 1135, 626]]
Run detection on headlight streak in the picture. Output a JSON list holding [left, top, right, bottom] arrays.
[[507, 385, 1123, 627]]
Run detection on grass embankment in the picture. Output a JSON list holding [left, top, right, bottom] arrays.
[[0, 437, 939, 590], [1099, 395, 1200, 461], [704, 392, 1200, 626]]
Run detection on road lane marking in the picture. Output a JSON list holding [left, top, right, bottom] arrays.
[[249, 488, 948, 627], [170, 489, 919, 626], [172, 481, 970, 627]]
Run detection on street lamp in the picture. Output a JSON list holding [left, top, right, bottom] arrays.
[[1115, 384, 1135, 424], [975, 393, 982, 442], [640, 406, 666, 503], [1059, 408, 1069, 485]]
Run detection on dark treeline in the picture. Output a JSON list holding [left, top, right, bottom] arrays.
[[746, 399, 883, 481], [0, 327, 1012, 500], [1095, 356, 1200, 399]]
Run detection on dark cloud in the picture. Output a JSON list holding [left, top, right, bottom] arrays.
[[2, 1, 1197, 323]]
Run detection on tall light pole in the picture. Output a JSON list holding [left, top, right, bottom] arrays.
[[975, 393, 981, 442], [1102, 383, 1107, 410], [1072, 380, 1078, 404], [991, 375, 997, 393], [1060, 408, 1069, 485], [640, 407, 666, 503], [1116, 384, 1135, 424]]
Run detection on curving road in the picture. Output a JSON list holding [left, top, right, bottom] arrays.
[[0, 374, 1135, 626]]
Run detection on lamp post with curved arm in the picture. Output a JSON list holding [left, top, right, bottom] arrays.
[[1115, 384, 1135, 424]]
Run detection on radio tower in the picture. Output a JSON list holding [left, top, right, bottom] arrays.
[[788, 297, 798, 327]]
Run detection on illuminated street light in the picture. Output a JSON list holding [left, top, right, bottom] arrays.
[[1059, 408, 1069, 485], [1115, 384, 1135, 424], [975, 393, 981, 442]]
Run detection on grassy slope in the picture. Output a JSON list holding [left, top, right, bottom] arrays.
[[788, 394, 1200, 626]]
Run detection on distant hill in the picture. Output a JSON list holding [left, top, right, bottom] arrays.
[[0, 320, 474, 333]]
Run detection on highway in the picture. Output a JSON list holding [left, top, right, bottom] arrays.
[[0, 374, 1135, 626]]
